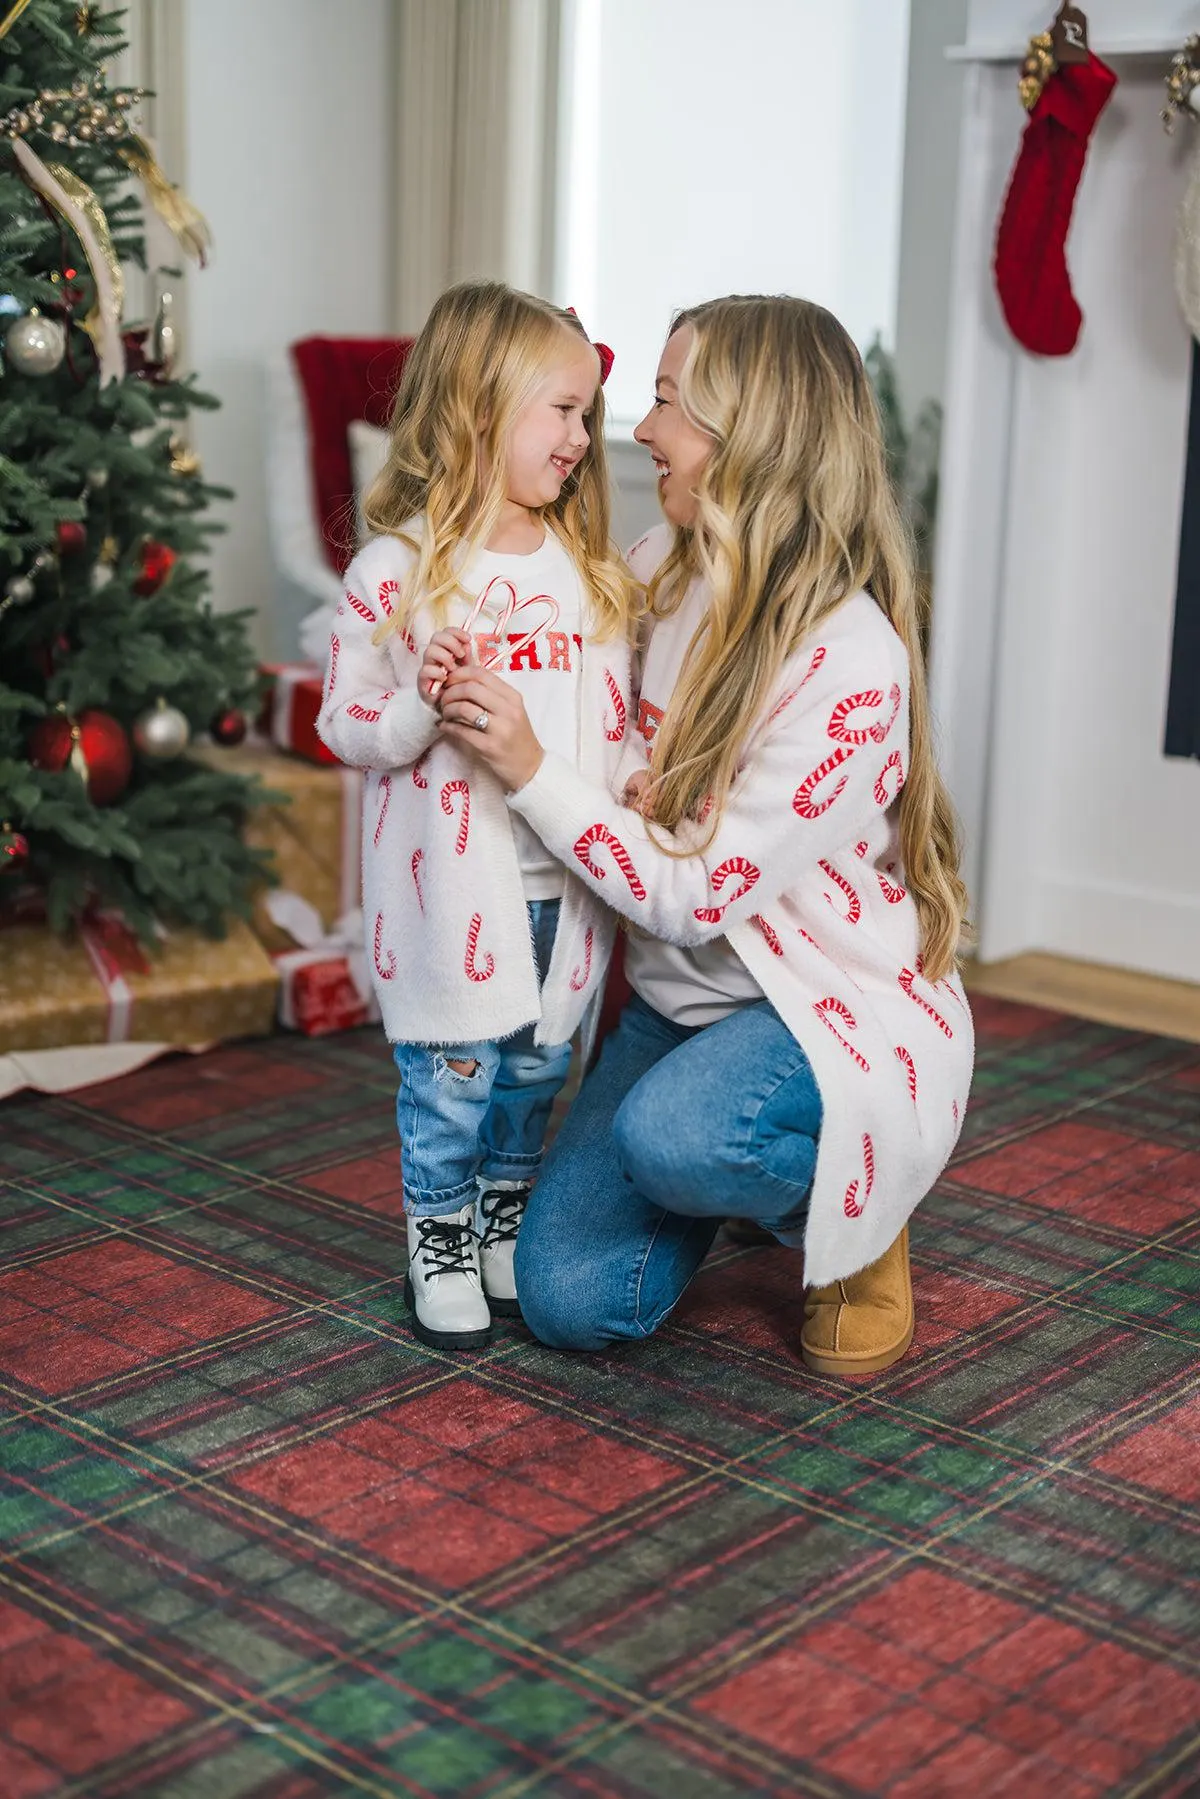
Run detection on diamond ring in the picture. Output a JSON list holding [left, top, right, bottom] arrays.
[[473, 710, 489, 733]]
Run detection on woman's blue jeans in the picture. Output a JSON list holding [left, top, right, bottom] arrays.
[[514, 994, 822, 1350]]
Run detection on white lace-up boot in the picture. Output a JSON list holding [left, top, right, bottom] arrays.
[[477, 1180, 530, 1318], [404, 1202, 492, 1349]]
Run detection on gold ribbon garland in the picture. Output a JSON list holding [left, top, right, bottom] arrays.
[[12, 137, 125, 383], [118, 134, 211, 267], [0, 0, 35, 41]]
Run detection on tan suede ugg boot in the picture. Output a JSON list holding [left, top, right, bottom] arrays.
[[800, 1226, 914, 1375]]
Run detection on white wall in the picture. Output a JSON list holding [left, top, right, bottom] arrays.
[[559, 0, 911, 430], [183, 0, 394, 658], [930, 8, 1200, 983], [965, 0, 1196, 50]]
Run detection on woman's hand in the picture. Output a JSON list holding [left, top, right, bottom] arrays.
[[419, 627, 473, 706], [437, 664, 545, 792], [621, 768, 653, 816]]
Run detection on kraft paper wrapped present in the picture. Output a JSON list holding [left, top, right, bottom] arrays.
[[0, 915, 277, 1062], [192, 739, 363, 956]]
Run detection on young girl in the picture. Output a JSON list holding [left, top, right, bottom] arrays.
[[317, 281, 636, 1351], [438, 295, 974, 1374]]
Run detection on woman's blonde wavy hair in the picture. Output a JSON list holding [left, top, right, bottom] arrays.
[[362, 281, 634, 644], [645, 294, 968, 981]]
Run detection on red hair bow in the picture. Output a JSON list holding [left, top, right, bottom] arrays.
[[568, 307, 614, 385]]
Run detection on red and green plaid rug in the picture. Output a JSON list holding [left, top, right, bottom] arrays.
[[1, 995, 1199, 1797]]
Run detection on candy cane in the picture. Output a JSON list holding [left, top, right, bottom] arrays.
[[464, 912, 494, 982], [602, 668, 626, 742], [374, 912, 396, 979], [952, 1098, 960, 1125], [844, 1133, 875, 1218], [377, 577, 400, 619], [895, 1045, 918, 1104], [694, 856, 760, 923], [854, 839, 869, 859], [373, 774, 392, 847], [827, 688, 884, 746], [772, 644, 828, 721], [697, 792, 715, 824], [877, 863, 906, 904], [794, 744, 855, 819], [751, 914, 784, 957], [574, 823, 647, 899], [347, 591, 377, 626], [819, 859, 861, 925], [875, 750, 905, 807], [411, 849, 425, 913], [870, 683, 902, 744], [348, 701, 383, 723], [440, 779, 470, 855], [412, 750, 430, 790], [899, 966, 954, 1039], [813, 996, 871, 1072], [570, 926, 594, 991]]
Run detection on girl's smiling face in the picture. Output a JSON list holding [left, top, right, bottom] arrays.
[[634, 324, 714, 527], [502, 335, 600, 513]]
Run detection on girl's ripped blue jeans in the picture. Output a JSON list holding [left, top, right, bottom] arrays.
[[393, 899, 572, 1218]]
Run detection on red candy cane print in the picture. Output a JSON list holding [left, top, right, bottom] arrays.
[[751, 914, 784, 957], [844, 1133, 875, 1218], [602, 669, 626, 742], [411, 849, 425, 912], [772, 644, 828, 721], [895, 1045, 918, 1104], [377, 578, 399, 619], [574, 824, 647, 899], [899, 967, 954, 1039], [374, 912, 397, 979], [813, 997, 871, 1071], [327, 633, 340, 699], [870, 683, 902, 744], [694, 856, 760, 923], [440, 780, 470, 855], [854, 840, 869, 859], [877, 863, 906, 904], [819, 860, 862, 924], [794, 744, 855, 819], [347, 591, 377, 626], [465, 912, 495, 982], [374, 774, 392, 846], [827, 688, 884, 745], [570, 927, 594, 991], [412, 750, 431, 790], [874, 750, 905, 807]]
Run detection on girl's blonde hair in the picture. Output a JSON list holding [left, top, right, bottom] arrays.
[[363, 281, 634, 643], [646, 295, 968, 981]]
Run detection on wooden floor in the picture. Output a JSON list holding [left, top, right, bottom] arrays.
[[964, 952, 1200, 1045]]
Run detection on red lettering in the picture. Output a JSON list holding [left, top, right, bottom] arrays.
[[637, 698, 665, 743], [508, 633, 543, 671], [474, 632, 501, 666], [546, 630, 572, 671], [572, 633, 583, 654]]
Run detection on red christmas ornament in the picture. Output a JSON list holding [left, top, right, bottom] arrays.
[[1, 829, 30, 871], [28, 708, 132, 806], [993, 53, 1117, 356], [210, 707, 247, 746], [133, 540, 177, 596], [56, 520, 87, 555]]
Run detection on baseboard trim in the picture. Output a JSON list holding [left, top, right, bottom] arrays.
[[964, 951, 1200, 1045]]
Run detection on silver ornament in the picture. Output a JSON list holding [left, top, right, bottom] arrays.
[[4, 574, 34, 605], [5, 312, 66, 377], [134, 699, 190, 760], [90, 562, 113, 592], [86, 465, 109, 491]]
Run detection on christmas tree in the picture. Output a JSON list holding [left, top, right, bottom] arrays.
[[0, 0, 268, 943]]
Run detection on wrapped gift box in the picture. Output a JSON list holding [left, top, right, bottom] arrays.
[[258, 662, 338, 765], [192, 740, 363, 956], [268, 891, 380, 1038], [0, 915, 277, 1058]]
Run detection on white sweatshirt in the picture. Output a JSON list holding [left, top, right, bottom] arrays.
[[507, 525, 975, 1285], [316, 526, 633, 1050]]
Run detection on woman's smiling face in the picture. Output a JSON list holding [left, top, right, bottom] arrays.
[[633, 324, 714, 527]]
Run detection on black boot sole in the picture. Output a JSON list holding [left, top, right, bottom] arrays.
[[484, 1293, 523, 1319], [404, 1275, 493, 1350]]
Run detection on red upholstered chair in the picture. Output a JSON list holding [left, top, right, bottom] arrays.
[[267, 335, 412, 662]]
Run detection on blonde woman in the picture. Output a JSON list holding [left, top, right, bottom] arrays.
[[438, 295, 974, 1373], [317, 281, 637, 1352]]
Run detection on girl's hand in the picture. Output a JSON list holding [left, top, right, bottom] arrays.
[[437, 665, 544, 792], [419, 628, 473, 706], [621, 768, 652, 816]]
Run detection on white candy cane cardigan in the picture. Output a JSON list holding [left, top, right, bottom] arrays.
[[507, 525, 975, 1285], [316, 531, 633, 1049]]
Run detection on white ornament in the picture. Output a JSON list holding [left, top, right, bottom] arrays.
[[134, 699, 190, 760], [90, 562, 114, 592], [1190, 83, 1200, 116], [4, 574, 35, 605], [5, 311, 66, 377]]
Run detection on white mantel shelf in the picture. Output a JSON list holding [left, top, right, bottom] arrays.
[[946, 37, 1182, 60]]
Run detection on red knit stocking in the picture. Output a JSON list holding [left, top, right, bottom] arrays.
[[993, 52, 1117, 356]]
